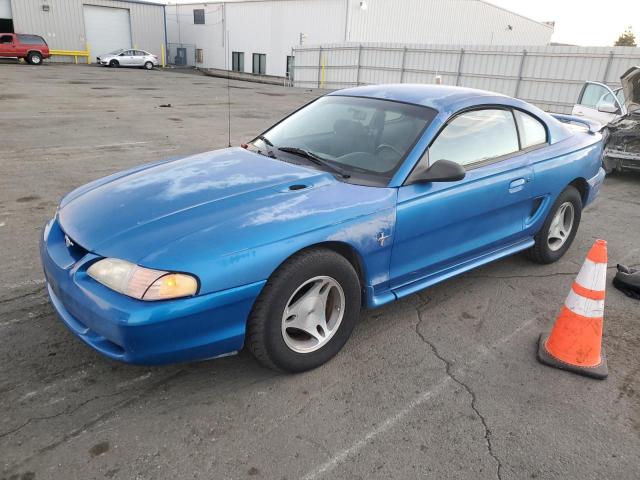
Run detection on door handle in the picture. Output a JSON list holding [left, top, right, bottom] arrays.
[[509, 178, 527, 193]]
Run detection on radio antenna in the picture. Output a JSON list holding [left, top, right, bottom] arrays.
[[226, 29, 231, 148]]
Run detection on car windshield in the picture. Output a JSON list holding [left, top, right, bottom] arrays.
[[108, 49, 125, 55], [252, 95, 436, 186]]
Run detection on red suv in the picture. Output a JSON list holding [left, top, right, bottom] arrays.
[[0, 33, 50, 65]]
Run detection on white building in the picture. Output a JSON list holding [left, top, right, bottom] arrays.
[[0, 0, 166, 62], [166, 0, 554, 77]]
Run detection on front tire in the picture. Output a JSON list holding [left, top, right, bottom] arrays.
[[26, 52, 42, 65], [527, 186, 582, 264], [109, 59, 119, 68], [144, 61, 154, 70], [246, 248, 361, 373]]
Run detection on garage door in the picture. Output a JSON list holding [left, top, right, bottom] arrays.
[[83, 5, 132, 58]]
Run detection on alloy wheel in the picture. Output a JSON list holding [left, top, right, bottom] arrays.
[[547, 201, 575, 251], [281, 276, 345, 353]]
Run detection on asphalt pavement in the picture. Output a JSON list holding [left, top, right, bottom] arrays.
[[1, 64, 639, 480]]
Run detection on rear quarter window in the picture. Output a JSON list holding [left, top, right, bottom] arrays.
[[17, 35, 46, 45]]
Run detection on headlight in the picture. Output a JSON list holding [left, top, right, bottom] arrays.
[[87, 258, 198, 301]]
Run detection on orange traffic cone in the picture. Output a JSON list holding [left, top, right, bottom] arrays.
[[537, 239, 608, 379]]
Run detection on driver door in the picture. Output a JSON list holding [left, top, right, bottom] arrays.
[[390, 108, 535, 291], [572, 82, 622, 124]]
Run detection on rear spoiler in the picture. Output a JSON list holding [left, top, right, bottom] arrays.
[[551, 114, 602, 134]]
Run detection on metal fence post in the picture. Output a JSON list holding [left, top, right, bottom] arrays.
[[514, 49, 527, 98], [355, 44, 363, 86], [399, 46, 407, 83], [317, 47, 323, 88], [455, 48, 465, 86], [602, 50, 614, 84]]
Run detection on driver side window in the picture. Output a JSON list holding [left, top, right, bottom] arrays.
[[428, 109, 519, 168]]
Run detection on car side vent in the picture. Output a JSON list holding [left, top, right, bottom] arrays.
[[530, 196, 544, 217], [289, 184, 307, 191]]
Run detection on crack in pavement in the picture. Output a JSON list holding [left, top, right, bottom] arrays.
[[0, 286, 45, 304], [414, 307, 503, 480], [3, 369, 189, 475]]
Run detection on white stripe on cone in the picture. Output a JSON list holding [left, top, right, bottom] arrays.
[[574, 258, 607, 292]]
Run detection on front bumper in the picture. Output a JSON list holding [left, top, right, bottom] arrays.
[[40, 217, 265, 365], [604, 149, 640, 171]]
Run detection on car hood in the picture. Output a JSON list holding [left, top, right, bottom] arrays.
[[621, 66, 640, 110], [58, 148, 394, 266]]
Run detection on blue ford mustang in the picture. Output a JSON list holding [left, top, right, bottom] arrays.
[[41, 84, 605, 372]]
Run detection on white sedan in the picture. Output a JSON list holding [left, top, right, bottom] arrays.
[[96, 49, 159, 69]]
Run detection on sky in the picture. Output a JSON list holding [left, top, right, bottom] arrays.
[[165, 0, 639, 47]]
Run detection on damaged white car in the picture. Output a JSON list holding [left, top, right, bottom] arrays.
[[602, 67, 640, 174]]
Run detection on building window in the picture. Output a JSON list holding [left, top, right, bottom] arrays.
[[195, 48, 204, 64], [232, 51, 244, 72], [193, 9, 205, 24], [252, 53, 266, 75]]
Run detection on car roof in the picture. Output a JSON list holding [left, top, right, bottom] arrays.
[[328, 84, 505, 111]]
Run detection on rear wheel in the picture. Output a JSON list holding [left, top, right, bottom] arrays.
[[144, 61, 154, 70], [527, 186, 582, 264], [26, 52, 42, 65], [109, 59, 119, 68], [246, 248, 361, 372]]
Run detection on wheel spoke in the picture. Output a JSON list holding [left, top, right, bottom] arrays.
[[281, 276, 346, 353], [547, 201, 575, 252]]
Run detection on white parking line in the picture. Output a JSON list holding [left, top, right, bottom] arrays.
[[301, 316, 537, 480]]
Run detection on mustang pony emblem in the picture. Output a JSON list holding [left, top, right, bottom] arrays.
[[377, 231, 390, 246]]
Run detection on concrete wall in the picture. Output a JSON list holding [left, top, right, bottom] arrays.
[[10, 0, 166, 62]]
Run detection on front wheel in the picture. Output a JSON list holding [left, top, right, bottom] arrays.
[[144, 61, 154, 70], [246, 248, 361, 372], [527, 186, 582, 264], [27, 52, 42, 65], [109, 60, 119, 68]]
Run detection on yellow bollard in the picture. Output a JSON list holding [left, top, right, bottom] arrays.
[[161, 43, 166, 68], [86, 43, 91, 64]]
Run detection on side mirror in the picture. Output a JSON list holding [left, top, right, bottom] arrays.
[[411, 159, 466, 183], [597, 102, 619, 114]]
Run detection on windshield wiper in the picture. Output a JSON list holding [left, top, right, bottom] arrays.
[[278, 147, 351, 179]]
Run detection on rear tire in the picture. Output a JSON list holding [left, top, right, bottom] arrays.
[[246, 248, 361, 373], [109, 60, 119, 68], [527, 186, 582, 264], [144, 61, 154, 70], [26, 52, 42, 65]]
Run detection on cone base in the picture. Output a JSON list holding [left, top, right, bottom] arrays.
[[537, 333, 608, 380]]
